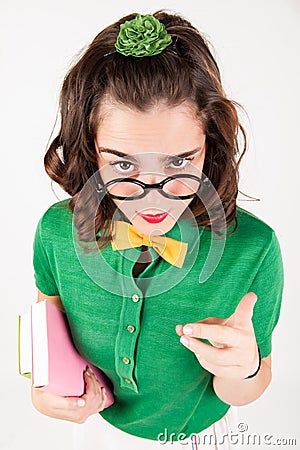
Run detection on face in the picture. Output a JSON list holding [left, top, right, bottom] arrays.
[[95, 100, 206, 236]]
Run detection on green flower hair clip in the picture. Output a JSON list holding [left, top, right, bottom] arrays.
[[115, 14, 172, 57]]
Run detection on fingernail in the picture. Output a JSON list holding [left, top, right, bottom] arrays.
[[182, 325, 193, 335], [77, 399, 85, 407], [86, 367, 94, 376], [250, 293, 257, 302], [180, 336, 189, 347]]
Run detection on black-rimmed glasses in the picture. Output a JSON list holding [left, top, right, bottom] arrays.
[[95, 174, 209, 200]]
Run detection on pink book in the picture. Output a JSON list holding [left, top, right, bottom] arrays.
[[31, 300, 114, 408]]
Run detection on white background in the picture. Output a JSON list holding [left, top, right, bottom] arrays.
[[1, 0, 299, 448]]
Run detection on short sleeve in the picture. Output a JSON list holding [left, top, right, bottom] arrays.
[[33, 217, 60, 296], [250, 231, 284, 358]]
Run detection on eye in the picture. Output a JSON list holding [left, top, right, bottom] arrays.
[[168, 157, 193, 169], [110, 161, 136, 173]]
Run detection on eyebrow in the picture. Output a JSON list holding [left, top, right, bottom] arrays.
[[98, 146, 203, 160]]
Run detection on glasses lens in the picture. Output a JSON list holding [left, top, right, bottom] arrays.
[[106, 180, 144, 198], [163, 177, 200, 197]]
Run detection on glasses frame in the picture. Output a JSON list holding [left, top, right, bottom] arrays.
[[95, 173, 206, 200]]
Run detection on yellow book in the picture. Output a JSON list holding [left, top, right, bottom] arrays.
[[18, 314, 31, 379]]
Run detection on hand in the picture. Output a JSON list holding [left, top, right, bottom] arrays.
[[31, 367, 107, 423], [176, 292, 260, 380]]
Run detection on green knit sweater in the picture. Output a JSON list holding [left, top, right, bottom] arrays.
[[33, 199, 284, 441]]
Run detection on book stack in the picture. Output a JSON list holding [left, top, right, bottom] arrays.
[[18, 299, 114, 409]]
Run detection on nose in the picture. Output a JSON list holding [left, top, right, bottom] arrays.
[[142, 189, 166, 207], [138, 172, 165, 185], [134, 171, 172, 207], [137, 173, 165, 203]]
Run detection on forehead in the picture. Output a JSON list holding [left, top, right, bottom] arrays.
[[95, 99, 205, 155]]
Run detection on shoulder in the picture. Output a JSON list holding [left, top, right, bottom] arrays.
[[235, 206, 275, 235], [224, 207, 282, 265], [36, 198, 73, 239], [234, 206, 277, 247]]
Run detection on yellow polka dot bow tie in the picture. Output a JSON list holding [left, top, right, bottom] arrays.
[[111, 221, 188, 268]]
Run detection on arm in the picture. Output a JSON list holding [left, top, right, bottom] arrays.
[[32, 221, 106, 421], [37, 289, 64, 309], [213, 230, 284, 406], [213, 354, 272, 406], [176, 292, 273, 407]]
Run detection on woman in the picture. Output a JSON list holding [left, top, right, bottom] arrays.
[[31, 11, 284, 449]]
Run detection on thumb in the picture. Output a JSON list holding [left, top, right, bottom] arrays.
[[226, 292, 257, 329]]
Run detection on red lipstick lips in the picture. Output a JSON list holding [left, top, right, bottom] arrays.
[[138, 212, 169, 224]]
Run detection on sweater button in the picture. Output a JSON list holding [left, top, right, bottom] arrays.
[[127, 325, 136, 333], [131, 294, 140, 302], [122, 357, 130, 364], [124, 378, 132, 384]]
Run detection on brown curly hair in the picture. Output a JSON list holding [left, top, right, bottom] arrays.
[[44, 10, 249, 250]]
